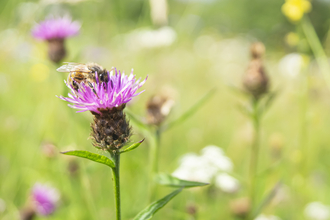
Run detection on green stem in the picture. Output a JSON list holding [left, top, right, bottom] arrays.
[[110, 151, 121, 220], [301, 16, 330, 89], [249, 99, 261, 213], [148, 128, 161, 202], [299, 67, 310, 175]]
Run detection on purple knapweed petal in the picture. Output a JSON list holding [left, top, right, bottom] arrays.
[[32, 16, 80, 40], [58, 68, 147, 114], [32, 183, 60, 216]]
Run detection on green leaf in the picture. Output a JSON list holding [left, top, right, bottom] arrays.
[[61, 150, 115, 168], [120, 139, 145, 154], [133, 188, 183, 220], [162, 88, 216, 131], [156, 173, 209, 188]]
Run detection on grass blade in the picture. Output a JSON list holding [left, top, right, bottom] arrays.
[[252, 181, 282, 218], [162, 88, 216, 131], [133, 188, 183, 220]]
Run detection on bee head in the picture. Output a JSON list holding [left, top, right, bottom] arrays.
[[98, 69, 109, 83]]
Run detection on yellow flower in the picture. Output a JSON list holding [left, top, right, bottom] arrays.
[[285, 32, 300, 46], [282, 0, 312, 22]]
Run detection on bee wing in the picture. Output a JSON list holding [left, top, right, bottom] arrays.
[[57, 62, 90, 73]]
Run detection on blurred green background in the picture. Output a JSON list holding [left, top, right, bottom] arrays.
[[2, 0, 330, 219]]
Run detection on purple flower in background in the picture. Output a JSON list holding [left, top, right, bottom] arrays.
[[32, 183, 60, 216], [58, 68, 147, 114], [32, 16, 80, 63], [32, 16, 80, 40]]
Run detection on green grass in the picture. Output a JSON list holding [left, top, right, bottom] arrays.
[[2, 0, 330, 219]]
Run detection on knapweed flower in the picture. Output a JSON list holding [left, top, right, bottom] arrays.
[[282, 0, 312, 22], [58, 68, 147, 150], [31, 183, 60, 216], [32, 16, 80, 63]]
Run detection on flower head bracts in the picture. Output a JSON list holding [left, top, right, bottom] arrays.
[[59, 68, 147, 114], [32, 183, 60, 216], [32, 16, 80, 40]]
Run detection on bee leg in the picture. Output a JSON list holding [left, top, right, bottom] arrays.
[[72, 81, 79, 91], [87, 81, 100, 99]]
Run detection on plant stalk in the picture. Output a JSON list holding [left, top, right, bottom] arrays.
[[110, 151, 121, 220], [148, 128, 161, 202], [301, 16, 330, 90], [249, 99, 261, 212]]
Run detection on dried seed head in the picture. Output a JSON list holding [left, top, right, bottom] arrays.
[[243, 42, 269, 100], [250, 42, 265, 59], [146, 95, 174, 126], [90, 104, 131, 151], [47, 38, 66, 64], [230, 197, 251, 218], [243, 59, 269, 99]]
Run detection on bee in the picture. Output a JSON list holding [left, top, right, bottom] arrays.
[[57, 62, 109, 94]]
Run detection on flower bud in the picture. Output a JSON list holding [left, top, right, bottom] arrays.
[[146, 94, 174, 126], [250, 42, 265, 59], [243, 42, 269, 100]]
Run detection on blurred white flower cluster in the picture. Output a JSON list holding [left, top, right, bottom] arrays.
[[125, 26, 176, 50], [278, 53, 306, 78], [172, 145, 239, 193], [304, 202, 330, 220]]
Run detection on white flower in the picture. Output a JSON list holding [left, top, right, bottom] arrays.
[[278, 53, 305, 78], [126, 27, 176, 49], [172, 145, 236, 185], [172, 153, 217, 182], [255, 214, 281, 220], [215, 173, 239, 193], [201, 145, 233, 172], [305, 202, 330, 220]]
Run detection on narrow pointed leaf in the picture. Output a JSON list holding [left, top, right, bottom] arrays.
[[133, 188, 183, 220], [156, 173, 209, 188], [120, 139, 145, 154], [125, 108, 149, 131], [252, 181, 282, 218], [61, 150, 115, 168], [162, 88, 216, 131]]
